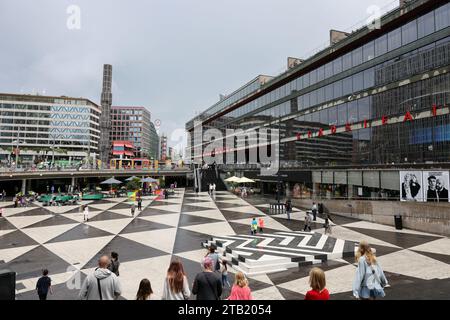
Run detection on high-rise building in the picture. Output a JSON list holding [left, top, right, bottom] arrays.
[[186, 0, 450, 202], [0, 93, 101, 165], [110, 106, 151, 158], [149, 121, 159, 159], [159, 134, 168, 161], [99, 64, 113, 165]]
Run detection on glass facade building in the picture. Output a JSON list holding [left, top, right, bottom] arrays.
[[0, 93, 101, 164], [186, 0, 450, 200]]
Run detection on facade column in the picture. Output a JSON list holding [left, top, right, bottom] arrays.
[[21, 179, 27, 194], [71, 177, 76, 193]]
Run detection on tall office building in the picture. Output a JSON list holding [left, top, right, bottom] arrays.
[[149, 121, 159, 159], [99, 64, 113, 165], [110, 106, 151, 158], [186, 0, 450, 202], [0, 93, 101, 164], [159, 134, 168, 161]]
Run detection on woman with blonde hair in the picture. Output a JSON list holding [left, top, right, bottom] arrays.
[[352, 240, 388, 300], [305, 267, 329, 300], [227, 272, 252, 300], [162, 260, 191, 300]]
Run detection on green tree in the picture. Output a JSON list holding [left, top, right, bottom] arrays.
[[126, 178, 141, 191]]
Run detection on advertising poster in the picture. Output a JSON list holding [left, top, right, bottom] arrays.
[[400, 171, 424, 202], [423, 171, 450, 203]]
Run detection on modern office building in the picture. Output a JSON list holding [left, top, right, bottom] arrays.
[[186, 0, 450, 202], [0, 93, 101, 165], [159, 134, 168, 161], [110, 106, 152, 158], [149, 121, 159, 159], [99, 64, 113, 165]]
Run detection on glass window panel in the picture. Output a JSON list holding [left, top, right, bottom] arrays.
[[310, 89, 318, 106], [303, 72, 310, 87], [401, 19, 418, 45], [381, 171, 400, 190], [352, 47, 363, 67], [335, 171, 347, 184], [388, 27, 402, 51], [364, 171, 380, 188], [333, 80, 342, 98], [317, 87, 325, 104], [348, 100, 358, 123], [435, 3, 450, 30], [353, 72, 364, 92], [325, 62, 333, 78], [337, 103, 348, 125], [325, 84, 333, 101], [312, 171, 322, 183], [343, 76, 353, 96], [358, 97, 371, 120], [363, 68, 375, 89], [322, 171, 333, 184], [312, 112, 320, 124], [348, 171, 362, 185], [320, 109, 328, 124], [363, 41, 375, 62], [343, 52, 352, 71], [418, 11, 435, 38], [310, 69, 317, 85], [328, 107, 337, 125], [317, 66, 325, 82], [333, 57, 343, 74]]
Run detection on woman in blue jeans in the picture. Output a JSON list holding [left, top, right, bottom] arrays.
[[352, 241, 388, 300]]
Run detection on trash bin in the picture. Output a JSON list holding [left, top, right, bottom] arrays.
[[394, 214, 403, 230]]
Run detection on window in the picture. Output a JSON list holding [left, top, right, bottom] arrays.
[[363, 68, 375, 89], [388, 27, 402, 51], [333, 80, 342, 99], [333, 57, 343, 74], [352, 47, 363, 67], [317, 66, 325, 82], [358, 97, 371, 120], [320, 109, 329, 124], [337, 103, 348, 125], [435, 3, 450, 30], [310, 89, 318, 106], [325, 84, 334, 101], [353, 72, 364, 92], [343, 76, 353, 96], [348, 100, 358, 123], [310, 69, 317, 85], [363, 41, 375, 62], [328, 107, 337, 125], [317, 87, 325, 104], [418, 11, 435, 38], [303, 72, 310, 87], [343, 52, 352, 71], [402, 20, 418, 45], [325, 62, 333, 78], [312, 112, 320, 124]]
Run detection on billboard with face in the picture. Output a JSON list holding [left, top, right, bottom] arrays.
[[400, 171, 424, 202], [423, 171, 450, 203]]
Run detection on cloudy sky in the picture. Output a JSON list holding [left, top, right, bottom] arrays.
[[0, 0, 396, 152]]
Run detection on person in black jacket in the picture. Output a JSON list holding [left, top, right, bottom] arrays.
[[108, 252, 120, 277], [192, 257, 222, 300]]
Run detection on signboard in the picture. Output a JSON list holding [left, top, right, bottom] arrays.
[[423, 171, 449, 203], [400, 171, 424, 202]]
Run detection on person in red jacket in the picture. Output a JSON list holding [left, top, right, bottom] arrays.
[[305, 267, 330, 300]]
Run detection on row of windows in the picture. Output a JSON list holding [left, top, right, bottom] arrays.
[[197, 3, 450, 127]]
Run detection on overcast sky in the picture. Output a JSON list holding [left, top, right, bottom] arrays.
[[0, 0, 396, 152]]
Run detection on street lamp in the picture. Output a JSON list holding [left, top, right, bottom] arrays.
[[12, 130, 25, 168]]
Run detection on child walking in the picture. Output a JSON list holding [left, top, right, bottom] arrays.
[[258, 217, 264, 233], [220, 260, 231, 288], [251, 218, 258, 235]]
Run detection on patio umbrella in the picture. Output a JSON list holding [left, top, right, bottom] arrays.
[[100, 178, 122, 193], [237, 177, 255, 183], [225, 176, 241, 183], [125, 176, 140, 181]]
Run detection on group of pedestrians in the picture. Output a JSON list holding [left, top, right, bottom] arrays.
[[250, 217, 264, 235], [35, 239, 388, 300]]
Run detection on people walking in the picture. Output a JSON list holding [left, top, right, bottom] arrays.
[[131, 203, 136, 217], [303, 211, 312, 232], [83, 205, 89, 222], [258, 217, 264, 233], [137, 197, 142, 211], [79, 255, 122, 300], [312, 202, 318, 221], [227, 272, 252, 300], [220, 260, 230, 288], [285, 199, 292, 220], [136, 279, 155, 300], [162, 260, 191, 300], [192, 257, 222, 300], [208, 183, 212, 195], [352, 241, 388, 300], [324, 213, 332, 234], [251, 218, 258, 235], [2, 189, 5, 201], [212, 183, 216, 197], [305, 267, 329, 300], [205, 246, 220, 272], [107, 252, 120, 277], [36, 269, 53, 300], [51, 185, 55, 194]]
